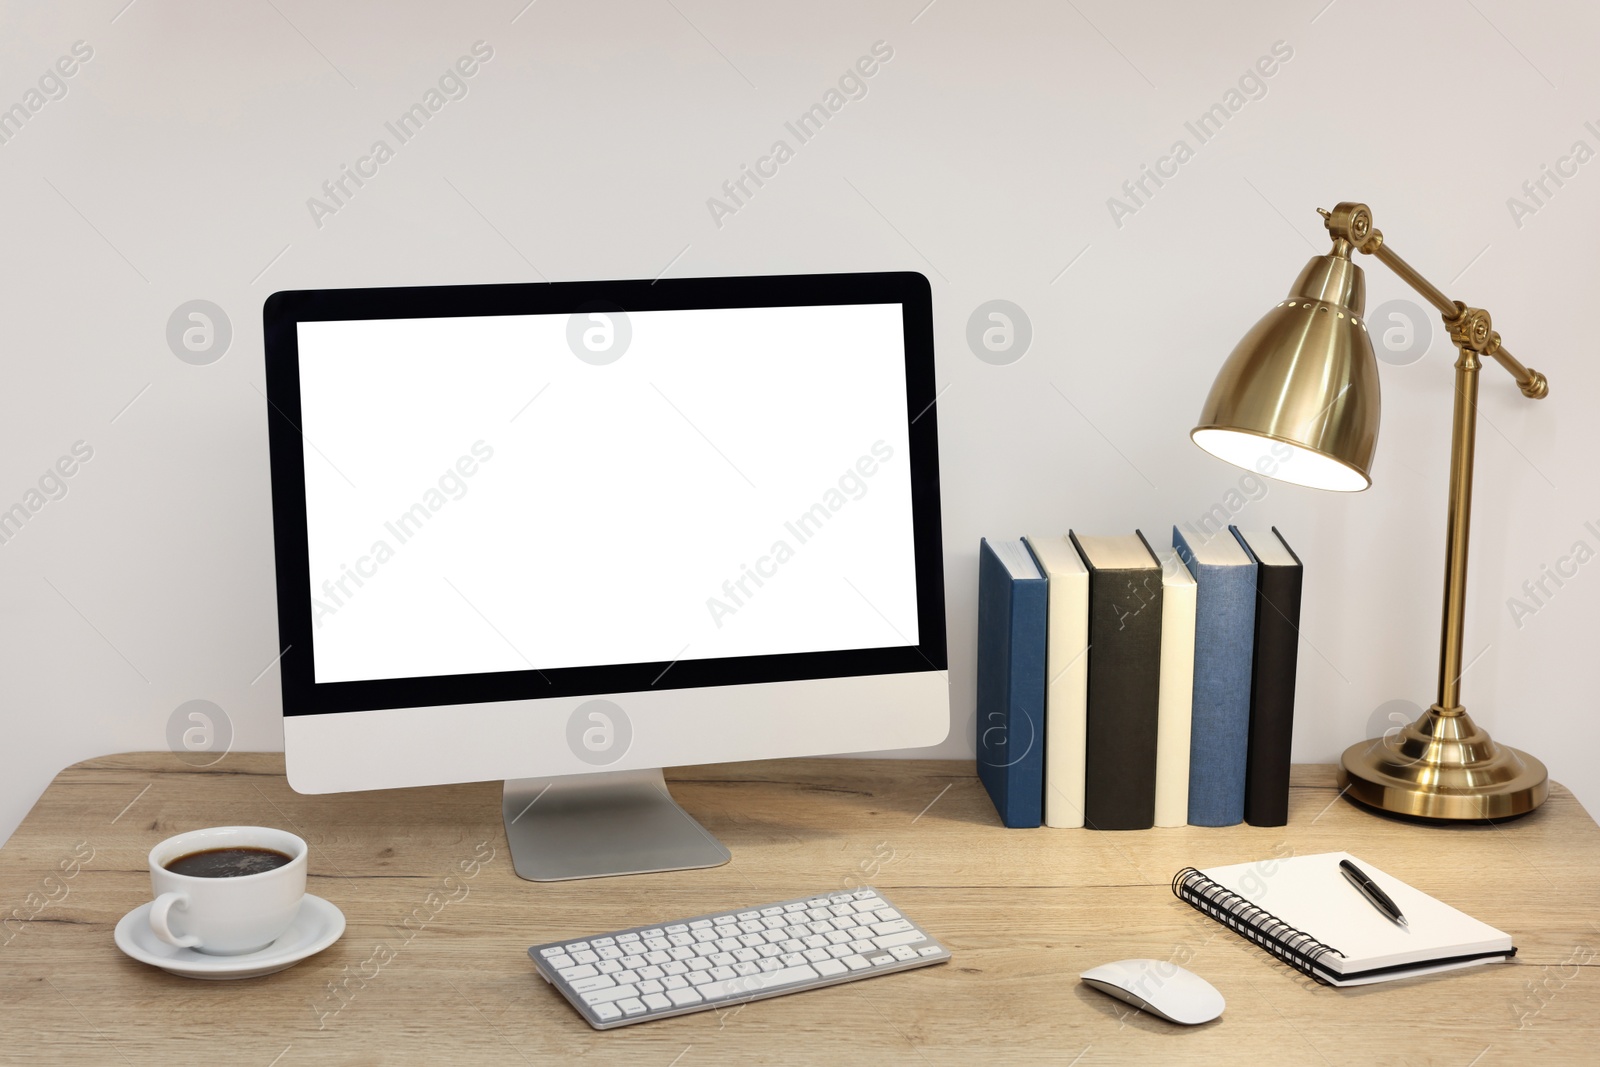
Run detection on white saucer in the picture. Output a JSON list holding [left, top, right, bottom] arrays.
[[114, 893, 345, 980]]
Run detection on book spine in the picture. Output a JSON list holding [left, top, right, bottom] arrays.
[[1082, 564, 1162, 830], [1178, 550, 1255, 827], [975, 542, 1046, 828], [1042, 560, 1090, 829], [1154, 562, 1196, 827], [1240, 533, 1303, 827]]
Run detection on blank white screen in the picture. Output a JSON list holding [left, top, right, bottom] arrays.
[[297, 303, 919, 684]]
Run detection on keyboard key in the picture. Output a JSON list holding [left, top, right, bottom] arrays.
[[597, 946, 624, 960], [644, 937, 670, 951], [842, 954, 870, 970], [815, 959, 848, 977], [667, 988, 703, 1007], [617, 933, 639, 943], [758, 957, 784, 972], [868, 954, 895, 966], [571, 950, 599, 965], [711, 952, 736, 967], [637, 966, 665, 980], [803, 948, 829, 963], [737, 911, 760, 921], [669, 933, 694, 947], [733, 947, 760, 963], [670, 946, 696, 961], [566, 941, 590, 952], [559, 965, 598, 981], [850, 939, 876, 954], [642, 993, 671, 1011], [827, 944, 853, 959], [853, 890, 878, 900], [592, 937, 615, 947], [917, 946, 942, 957], [757, 944, 783, 958], [697, 964, 819, 1001], [688, 957, 713, 971], [640, 930, 664, 939], [665, 924, 689, 934], [539, 946, 565, 957], [874, 908, 902, 922], [734, 961, 759, 977], [583, 984, 638, 1005], [616, 970, 638, 985], [571, 975, 615, 993], [709, 966, 737, 981], [872, 920, 913, 936], [597, 959, 623, 975], [687, 970, 713, 985], [690, 920, 713, 930], [639, 980, 664, 995], [662, 961, 688, 976], [645, 951, 671, 965], [712, 916, 736, 926], [890, 945, 919, 962], [738, 934, 765, 949], [622, 943, 647, 956], [619, 998, 647, 1016], [594, 1003, 622, 1022], [784, 902, 807, 912], [546, 954, 574, 970], [761, 907, 783, 917], [662, 975, 688, 990], [873, 930, 927, 949]]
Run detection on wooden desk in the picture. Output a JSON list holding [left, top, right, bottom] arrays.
[[3, 754, 1598, 1065]]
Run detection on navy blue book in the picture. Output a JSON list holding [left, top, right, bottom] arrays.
[[975, 538, 1048, 828], [1173, 525, 1257, 827]]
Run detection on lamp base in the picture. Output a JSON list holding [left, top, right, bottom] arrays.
[[1338, 705, 1548, 821]]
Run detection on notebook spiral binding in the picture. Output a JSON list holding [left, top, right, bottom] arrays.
[[1171, 867, 1346, 986]]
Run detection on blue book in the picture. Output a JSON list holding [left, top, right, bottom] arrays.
[[1172, 525, 1258, 827], [975, 538, 1048, 828]]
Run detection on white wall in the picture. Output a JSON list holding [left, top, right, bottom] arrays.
[[3, 0, 1596, 843]]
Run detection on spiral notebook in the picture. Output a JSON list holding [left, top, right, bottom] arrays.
[[1172, 851, 1515, 986]]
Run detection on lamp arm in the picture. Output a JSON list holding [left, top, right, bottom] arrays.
[[1321, 202, 1549, 399]]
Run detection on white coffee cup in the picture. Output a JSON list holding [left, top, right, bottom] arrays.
[[147, 826, 307, 955]]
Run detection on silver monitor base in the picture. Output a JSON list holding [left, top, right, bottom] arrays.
[[501, 767, 731, 882]]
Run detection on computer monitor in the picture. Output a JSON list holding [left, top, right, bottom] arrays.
[[263, 271, 949, 881]]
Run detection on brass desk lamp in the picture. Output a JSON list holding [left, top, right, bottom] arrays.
[[1191, 201, 1549, 820]]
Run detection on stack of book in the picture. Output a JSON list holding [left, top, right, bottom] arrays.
[[975, 526, 1303, 830]]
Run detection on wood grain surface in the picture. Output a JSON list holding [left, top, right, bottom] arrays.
[[2, 753, 1597, 1065]]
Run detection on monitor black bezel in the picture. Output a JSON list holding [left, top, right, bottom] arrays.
[[263, 271, 947, 717]]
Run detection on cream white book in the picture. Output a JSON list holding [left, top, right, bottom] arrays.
[[1173, 851, 1515, 986], [1023, 535, 1089, 828], [1153, 549, 1196, 827]]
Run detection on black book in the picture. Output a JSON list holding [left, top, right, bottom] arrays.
[[1230, 526, 1304, 827], [1069, 530, 1163, 831]]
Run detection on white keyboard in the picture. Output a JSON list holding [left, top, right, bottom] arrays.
[[528, 887, 951, 1029]]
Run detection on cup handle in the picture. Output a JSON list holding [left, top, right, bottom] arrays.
[[149, 891, 202, 949]]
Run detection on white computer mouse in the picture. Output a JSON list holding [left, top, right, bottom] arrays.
[[1079, 958, 1225, 1025]]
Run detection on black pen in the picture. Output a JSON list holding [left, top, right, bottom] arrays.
[[1340, 859, 1407, 927]]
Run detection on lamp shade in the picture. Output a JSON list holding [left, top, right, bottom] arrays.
[[1192, 252, 1382, 492]]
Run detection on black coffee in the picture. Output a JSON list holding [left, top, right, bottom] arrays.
[[165, 846, 293, 878]]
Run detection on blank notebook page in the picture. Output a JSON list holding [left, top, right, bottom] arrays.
[[1201, 851, 1512, 974]]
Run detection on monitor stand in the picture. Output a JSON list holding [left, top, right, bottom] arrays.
[[502, 768, 732, 881]]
